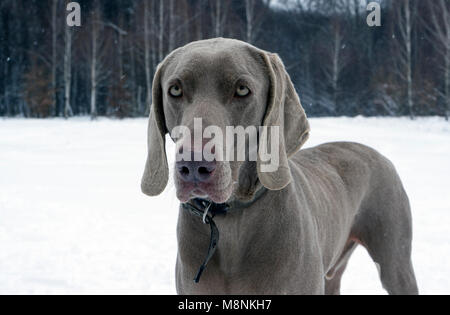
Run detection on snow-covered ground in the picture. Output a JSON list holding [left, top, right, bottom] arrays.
[[0, 117, 449, 295]]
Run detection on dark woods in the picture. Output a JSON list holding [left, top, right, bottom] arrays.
[[0, 0, 449, 119]]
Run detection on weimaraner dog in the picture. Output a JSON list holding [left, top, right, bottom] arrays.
[[141, 38, 419, 295]]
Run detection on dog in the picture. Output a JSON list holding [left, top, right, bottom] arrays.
[[141, 38, 419, 295]]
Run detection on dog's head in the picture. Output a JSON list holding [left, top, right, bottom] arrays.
[[141, 38, 310, 204]]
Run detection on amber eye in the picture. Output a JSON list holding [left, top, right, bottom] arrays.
[[169, 85, 183, 97], [236, 85, 250, 97]]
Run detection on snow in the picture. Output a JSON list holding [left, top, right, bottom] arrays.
[[270, 0, 370, 11], [0, 117, 449, 295]]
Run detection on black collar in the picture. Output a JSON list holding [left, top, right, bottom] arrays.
[[181, 187, 267, 283]]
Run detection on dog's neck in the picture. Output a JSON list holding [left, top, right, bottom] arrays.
[[181, 186, 268, 283]]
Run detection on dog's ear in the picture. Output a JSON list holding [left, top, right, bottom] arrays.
[[141, 63, 169, 196], [257, 52, 310, 191]]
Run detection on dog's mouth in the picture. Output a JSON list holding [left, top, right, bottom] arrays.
[[176, 179, 234, 204]]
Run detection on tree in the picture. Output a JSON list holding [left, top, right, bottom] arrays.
[[245, 0, 256, 44], [64, 9, 74, 118], [87, 1, 108, 119], [159, 0, 165, 62], [210, 0, 229, 37], [195, 0, 206, 40], [51, 0, 59, 116], [245, 0, 271, 44], [316, 2, 351, 114], [423, 0, 450, 120], [169, 0, 176, 52], [144, 0, 153, 113], [394, 0, 416, 119]]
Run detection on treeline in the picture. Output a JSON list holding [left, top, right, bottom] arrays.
[[0, 0, 449, 119]]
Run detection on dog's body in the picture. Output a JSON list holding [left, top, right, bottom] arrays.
[[142, 38, 418, 295], [176, 142, 417, 295]]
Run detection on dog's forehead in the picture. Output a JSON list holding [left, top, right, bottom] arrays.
[[163, 41, 263, 81]]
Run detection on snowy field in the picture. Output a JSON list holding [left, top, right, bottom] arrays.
[[0, 117, 449, 295]]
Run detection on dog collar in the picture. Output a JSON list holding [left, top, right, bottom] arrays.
[[182, 187, 267, 283]]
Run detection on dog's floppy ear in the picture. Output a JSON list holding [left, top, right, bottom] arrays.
[[257, 52, 310, 191], [141, 63, 169, 196]]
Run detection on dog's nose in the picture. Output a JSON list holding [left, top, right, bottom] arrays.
[[177, 159, 217, 183]]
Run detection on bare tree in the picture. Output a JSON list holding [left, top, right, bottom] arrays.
[[159, 0, 165, 61], [117, 15, 124, 78], [77, 1, 123, 119], [423, 0, 450, 120], [64, 21, 74, 118], [245, 0, 256, 44], [51, 0, 59, 116], [394, 0, 416, 119], [317, 1, 351, 114], [169, 0, 176, 52], [210, 0, 229, 37], [195, 0, 206, 40], [245, 0, 271, 44], [326, 23, 348, 112], [144, 0, 152, 111], [87, 2, 111, 119], [90, 13, 98, 119]]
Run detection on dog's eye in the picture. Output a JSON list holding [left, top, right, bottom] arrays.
[[235, 85, 250, 97], [169, 85, 183, 98]]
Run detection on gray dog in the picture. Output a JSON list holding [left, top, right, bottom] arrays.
[[141, 38, 419, 295]]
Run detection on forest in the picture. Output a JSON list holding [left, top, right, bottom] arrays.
[[0, 0, 449, 119]]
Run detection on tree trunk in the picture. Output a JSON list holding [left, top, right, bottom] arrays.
[[405, 0, 414, 119], [332, 27, 341, 113], [129, 41, 138, 114], [445, 45, 450, 120], [245, 0, 254, 44], [64, 25, 73, 118], [144, 0, 152, 113], [169, 0, 175, 52], [51, 0, 58, 117], [151, 0, 158, 114], [196, 0, 204, 40], [90, 16, 98, 119], [426, 0, 450, 120], [159, 0, 164, 62], [118, 15, 124, 79], [215, 1, 221, 37], [137, 86, 143, 115]]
